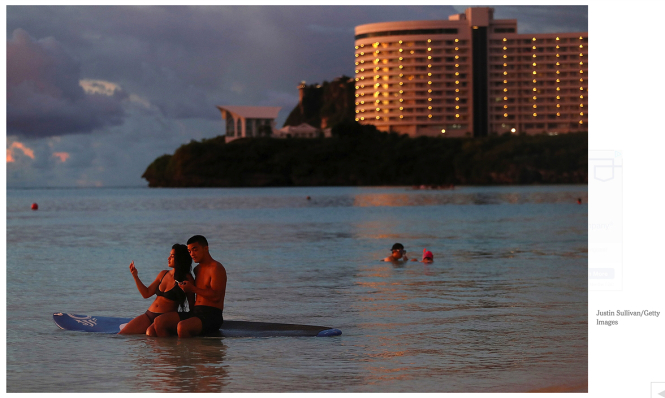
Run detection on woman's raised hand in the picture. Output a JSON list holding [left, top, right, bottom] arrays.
[[129, 261, 138, 277]]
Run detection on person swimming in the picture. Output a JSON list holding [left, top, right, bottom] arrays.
[[422, 248, 434, 263], [384, 243, 409, 262]]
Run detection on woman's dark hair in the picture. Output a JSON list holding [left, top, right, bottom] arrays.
[[172, 243, 193, 311]]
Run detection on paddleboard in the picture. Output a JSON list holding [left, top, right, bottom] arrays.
[[53, 313, 342, 337]]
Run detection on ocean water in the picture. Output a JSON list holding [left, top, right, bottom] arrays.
[[5, 185, 588, 393]]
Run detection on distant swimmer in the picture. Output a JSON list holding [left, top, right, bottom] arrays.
[[153, 235, 227, 338], [577, 198, 582, 205], [422, 249, 434, 263], [384, 243, 409, 262], [119, 244, 195, 335], [410, 248, 434, 263]]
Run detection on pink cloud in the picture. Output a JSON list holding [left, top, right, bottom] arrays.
[[53, 152, 70, 162], [6, 141, 35, 163]]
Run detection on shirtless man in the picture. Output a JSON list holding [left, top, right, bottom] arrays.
[[383, 243, 409, 263], [152, 235, 227, 338]]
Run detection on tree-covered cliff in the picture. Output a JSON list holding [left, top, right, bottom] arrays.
[[142, 122, 588, 187], [283, 76, 355, 129]]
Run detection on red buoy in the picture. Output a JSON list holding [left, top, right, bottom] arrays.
[[31, 203, 38, 211]]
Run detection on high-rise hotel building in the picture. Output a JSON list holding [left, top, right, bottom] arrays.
[[354, 7, 587, 137]]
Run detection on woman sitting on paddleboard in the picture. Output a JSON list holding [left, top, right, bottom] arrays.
[[119, 244, 194, 334]]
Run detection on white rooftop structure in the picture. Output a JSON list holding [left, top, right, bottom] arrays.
[[217, 106, 281, 143], [274, 123, 326, 139]]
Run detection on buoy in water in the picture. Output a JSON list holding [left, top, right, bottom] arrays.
[[31, 203, 39, 210]]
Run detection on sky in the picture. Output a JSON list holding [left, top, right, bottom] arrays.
[[3, 4, 590, 188]]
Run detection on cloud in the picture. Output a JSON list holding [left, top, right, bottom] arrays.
[[6, 142, 36, 163], [52, 152, 70, 162], [6, 28, 128, 138]]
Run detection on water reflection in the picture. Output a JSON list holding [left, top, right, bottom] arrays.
[[132, 338, 229, 392]]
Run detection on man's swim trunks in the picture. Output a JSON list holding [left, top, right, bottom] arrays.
[[179, 305, 224, 334]]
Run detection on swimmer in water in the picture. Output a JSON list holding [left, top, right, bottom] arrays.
[[384, 243, 409, 262]]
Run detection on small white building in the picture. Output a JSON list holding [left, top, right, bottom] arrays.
[[217, 106, 281, 143], [273, 123, 330, 139]]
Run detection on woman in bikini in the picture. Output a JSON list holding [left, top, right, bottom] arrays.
[[119, 244, 194, 335]]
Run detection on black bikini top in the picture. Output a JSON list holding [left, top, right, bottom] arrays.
[[155, 272, 186, 303]]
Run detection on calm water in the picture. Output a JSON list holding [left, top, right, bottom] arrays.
[[6, 185, 588, 392]]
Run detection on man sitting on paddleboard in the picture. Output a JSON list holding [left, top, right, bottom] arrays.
[[151, 235, 227, 338], [383, 243, 409, 263]]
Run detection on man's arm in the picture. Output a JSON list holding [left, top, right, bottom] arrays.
[[180, 265, 226, 302]]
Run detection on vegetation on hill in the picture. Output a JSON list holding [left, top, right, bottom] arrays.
[[283, 76, 355, 129], [141, 122, 587, 187]]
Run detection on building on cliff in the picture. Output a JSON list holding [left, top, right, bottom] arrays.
[[273, 123, 331, 139], [217, 106, 281, 143], [354, 7, 588, 138]]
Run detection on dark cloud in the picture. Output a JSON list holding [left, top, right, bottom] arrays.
[[6, 28, 127, 138]]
